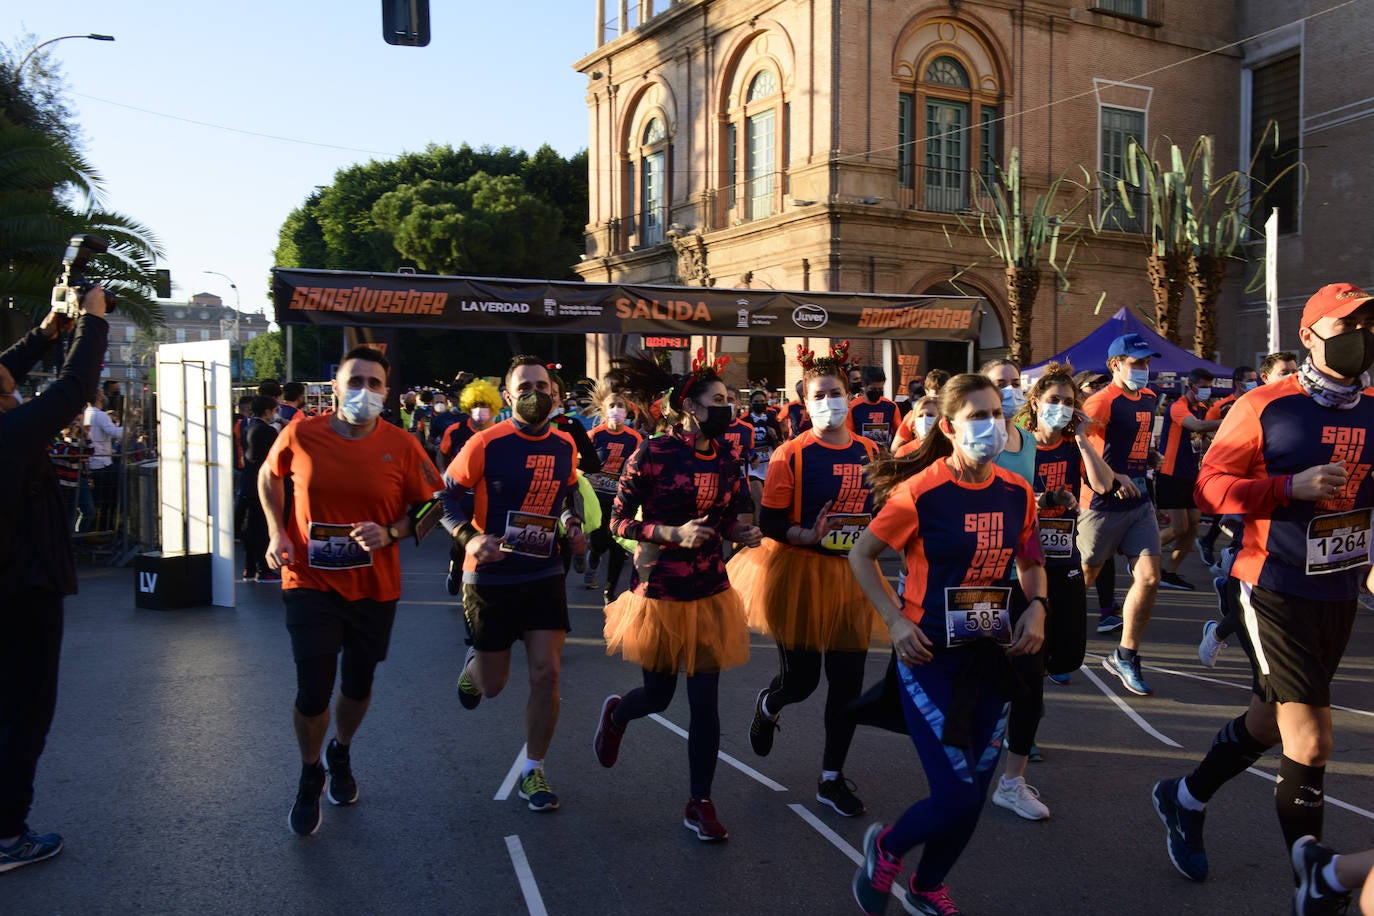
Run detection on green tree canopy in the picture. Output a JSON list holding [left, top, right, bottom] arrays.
[[242, 329, 284, 381]]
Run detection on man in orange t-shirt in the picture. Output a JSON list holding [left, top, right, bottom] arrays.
[[261, 346, 443, 837]]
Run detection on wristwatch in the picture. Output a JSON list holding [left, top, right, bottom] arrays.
[[387, 525, 401, 544], [1029, 596, 1050, 611]]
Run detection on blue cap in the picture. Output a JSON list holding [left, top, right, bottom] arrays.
[[1107, 333, 1161, 360]]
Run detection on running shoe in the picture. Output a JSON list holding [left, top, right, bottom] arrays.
[[1028, 743, 1043, 763], [683, 797, 728, 841], [1197, 620, 1228, 668], [991, 776, 1050, 821], [852, 823, 901, 915], [1152, 778, 1207, 881], [324, 738, 358, 806], [1197, 539, 1217, 568], [0, 830, 63, 874], [817, 773, 865, 817], [901, 882, 962, 916], [1047, 672, 1072, 687], [518, 768, 560, 812], [1096, 613, 1124, 634], [748, 688, 781, 757], [457, 646, 481, 710], [593, 695, 624, 768], [1103, 650, 1154, 696], [289, 761, 326, 836], [582, 568, 598, 590], [1292, 834, 1352, 915], [1160, 571, 1196, 591], [240, 568, 256, 583], [572, 552, 586, 574]]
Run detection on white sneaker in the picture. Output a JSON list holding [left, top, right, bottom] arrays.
[[992, 776, 1050, 821], [1197, 620, 1227, 668]]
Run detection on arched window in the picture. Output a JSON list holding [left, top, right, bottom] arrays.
[[640, 118, 667, 245], [723, 67, 785, 225], [897, 51, 1002, 212]]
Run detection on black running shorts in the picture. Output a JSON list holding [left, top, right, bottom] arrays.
[[284, 587, 398, 665], [462, 574, 570, 652], [1154, 473, 1197, 510], [1230, 578, 1357, 707]]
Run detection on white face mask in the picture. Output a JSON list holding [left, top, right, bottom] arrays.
[[339, 387, 384, 425], [999, 384, 1026, 415], [433, 403, 447, 413], [953, 417, 1008, 464], [807, 396, 849, 430], [914, 414, 936, 438], [1122, 368, 1150, 391], [1038, 403, 1074, 431], [1195, 387, 1211, 402], [606, 407, 627, 424], [469, 407, 491, 423]]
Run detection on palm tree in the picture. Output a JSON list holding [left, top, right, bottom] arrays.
[[1110, 139, 1191, 345], [0, 116, 165, 328], [965, 148, 1089, 366]]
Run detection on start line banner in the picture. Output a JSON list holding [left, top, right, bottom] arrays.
[[272, 269, 983, 342]]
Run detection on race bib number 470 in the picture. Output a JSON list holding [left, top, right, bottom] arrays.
[[944, 587, 1012, 647], [307, 522, 373, 571], [1306, 509, 1373, 576]]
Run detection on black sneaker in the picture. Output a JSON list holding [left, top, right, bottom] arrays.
[[240, 569, 256, 583], [817, 774, 865, 817], [748, 688, 780, 757], [1152, 778, 1207, 880], [289, 761, 326, 836], [1292, 834, 1352, 915], [1197, 540, 1217, 568], [457, 646, 481, 710], [324, 738, 358, 806], [0, 830, 63, 873], [1160, 571, 1196, 591]]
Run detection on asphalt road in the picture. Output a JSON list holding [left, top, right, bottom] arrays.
[[5, 536, 1372, 915]]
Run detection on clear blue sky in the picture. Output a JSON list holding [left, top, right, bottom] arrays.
[[14, 2, 593, 320]]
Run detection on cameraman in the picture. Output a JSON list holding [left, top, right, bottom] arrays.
[[0, 288, 108, 873]]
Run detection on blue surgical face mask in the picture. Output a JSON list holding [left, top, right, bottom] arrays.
[[1123, 368, 1150, 391], [954, 417, 1008, 464], [1039, 403, 1074, 432], [339, 386, 384, 425], [914, 415, 936, 438], [1243, 380, 1259, 391], [999, 384, 1026, 416], [1195, 387, 1212, 402]]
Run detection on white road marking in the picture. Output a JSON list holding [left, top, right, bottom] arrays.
[[495, 743, 529, 801], [1243, 768, 1374, 821], [504, 835, 549, 916], [788, 803, 863, 865], [648, 713, 787, 791], [1079, 664, 1182, 748]]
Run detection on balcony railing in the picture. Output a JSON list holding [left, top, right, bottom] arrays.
[[896, 164, 999, 214], [1090, 0, 1161, 24], [712, 171, 786, 229]]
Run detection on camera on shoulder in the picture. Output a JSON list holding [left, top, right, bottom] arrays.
[[51, 234, 117, 317]]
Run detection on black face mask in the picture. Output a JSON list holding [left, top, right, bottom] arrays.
[[865, 387, 882, 403], [513, 391, 553, 426], [697, 405, 733, 439], [750, 402, 767, 416], [1314, 327, 1374, 379]]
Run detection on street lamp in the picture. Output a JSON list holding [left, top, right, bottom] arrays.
[[202, 270, 240, 377], [16, 34, 116, 79]]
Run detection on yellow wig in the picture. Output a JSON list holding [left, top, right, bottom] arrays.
[[459, 378, 503, 413]]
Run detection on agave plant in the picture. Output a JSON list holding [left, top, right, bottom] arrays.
[[0, 117, 165, 328], [1109, 138, 1192, 345], [963, 148, 1089, 366]]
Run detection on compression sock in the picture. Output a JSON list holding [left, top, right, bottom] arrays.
[[1274, 755, 1325, 850], [1184, 714, 1269, 803]]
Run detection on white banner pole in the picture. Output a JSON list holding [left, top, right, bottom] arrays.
[[1266, 208, 1280, 352]]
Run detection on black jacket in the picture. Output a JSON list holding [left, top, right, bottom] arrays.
[[0, 315, 108, 598]]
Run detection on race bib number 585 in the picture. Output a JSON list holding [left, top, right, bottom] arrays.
[[944, 587, 1012, 647]]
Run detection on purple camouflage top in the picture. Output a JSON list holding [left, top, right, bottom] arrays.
[[610, 430, 753, 600]]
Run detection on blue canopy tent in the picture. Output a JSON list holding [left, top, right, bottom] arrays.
[[1024, 307, 1231, 394]]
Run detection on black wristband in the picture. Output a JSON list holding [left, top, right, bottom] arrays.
[[452, 522, 480, 552], [1029, 596, 1050, 611], [1108, 477, 1122, 494]]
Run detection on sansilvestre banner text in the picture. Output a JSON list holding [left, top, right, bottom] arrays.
[[272, 269, 983, 343]]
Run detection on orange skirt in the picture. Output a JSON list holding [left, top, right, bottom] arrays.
[[602, 587, 750, 675], [727, 539, 890, 651]]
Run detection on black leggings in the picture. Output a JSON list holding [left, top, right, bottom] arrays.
[[588, 526, 629, 596], [612, 668, 721, 799], [1095, 556, 1117, 610], [294, 652, 379, 718], [1007, 566, 1087, 756], [762, 646, 868, 772]]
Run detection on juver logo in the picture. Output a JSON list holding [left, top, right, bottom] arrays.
[[792, 303, 829, 330]]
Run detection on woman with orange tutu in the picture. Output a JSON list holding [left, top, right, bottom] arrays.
[[728, 341, 885, 818], [592, 349, 762, 841]]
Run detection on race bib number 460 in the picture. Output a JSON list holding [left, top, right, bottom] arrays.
[[1306, 509, 1373, 576], [944, 587, 1012, 647], [307, 522, 372, 571], [820, 513, 871, 553], [499, 511, 558, 559]]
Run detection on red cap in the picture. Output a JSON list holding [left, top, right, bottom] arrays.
[[1301, 283, 1374, 329]]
